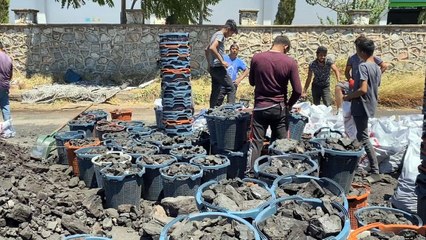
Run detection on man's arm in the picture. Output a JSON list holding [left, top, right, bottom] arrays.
[[302, 69, 313, 97], [288, 61, 302, 107], [344, 64, 368, 101], [235, 68, 249, 85], [249, 57, 256, 86], [204, 48, 211, 70], [343, 80, 367, 101], [344, 58, 352, 80], [331, 63, 341, 82], [209, 39, 228, 68], [379, 62, 388, 74]]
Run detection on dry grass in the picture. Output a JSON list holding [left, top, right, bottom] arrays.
[[16, 65, 425, 108], [13, 71, 54, 90]]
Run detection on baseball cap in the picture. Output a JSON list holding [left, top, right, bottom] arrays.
[[225, 19, 238, 34]]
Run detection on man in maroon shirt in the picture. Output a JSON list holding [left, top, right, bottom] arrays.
[[248, 35, 302, 171]]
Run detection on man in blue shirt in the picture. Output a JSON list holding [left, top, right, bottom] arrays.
[[0, 42, 15, 138], [216, 43, 249, 106]]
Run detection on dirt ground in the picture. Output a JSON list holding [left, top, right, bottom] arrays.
[[2, 101, 421, 239]]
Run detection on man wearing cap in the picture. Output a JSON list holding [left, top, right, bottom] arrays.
[[248, 35, 302, 171], [0, 41, 15, 138], [205, 19, 238, 108]]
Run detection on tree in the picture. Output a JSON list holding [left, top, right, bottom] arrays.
[[127, 0, 220, 24], [0, 0, 9, 23], [305, 0, 388, 24], [275, 0, 296, 25], [55, 0, 114, 9]]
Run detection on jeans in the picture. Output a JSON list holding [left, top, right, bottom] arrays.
[[353, 115, 379, 174], [0, 89, 11, 121], [216, 84, 237, 107], [248, 103, 288, 171], [209, 67, 235, 108], [312, 85, 332, 106]]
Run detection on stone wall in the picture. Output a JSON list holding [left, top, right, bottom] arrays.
[[0, 24, 425, 83]]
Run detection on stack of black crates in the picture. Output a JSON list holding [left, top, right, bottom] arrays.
[[158, 32, 193, 136]]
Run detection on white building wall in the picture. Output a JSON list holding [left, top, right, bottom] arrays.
[[9, 0, 338, 25]]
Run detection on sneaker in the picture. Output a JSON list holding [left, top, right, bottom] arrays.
[[1, 129, 15, 139], [366, 173, 381, 184]]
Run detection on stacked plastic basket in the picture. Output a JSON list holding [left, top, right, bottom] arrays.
[[158, 32, 193, 136]]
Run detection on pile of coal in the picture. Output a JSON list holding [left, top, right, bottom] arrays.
[[358, 208, 415, 225], [262, 157, 311, 176], [202, 179, 271, 211]]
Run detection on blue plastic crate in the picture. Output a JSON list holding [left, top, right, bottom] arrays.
[[160, 41, 190, 49], [163, 89, 192, 99], [161, 73, 191, 82], [164, 123, 193, 136], [161, 63, 191, 70], [160, 52, 191, 58], [160, 55, 191, 62], [159, 32, 189, 43], [162, 99, 193, 111], [160, 60, 190, 69], [160, 48, 190, 55], [162, 109, 193, 121], [162, 81, 191, 91]]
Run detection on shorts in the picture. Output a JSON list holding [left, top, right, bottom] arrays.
[[336, 81, 349, 92]]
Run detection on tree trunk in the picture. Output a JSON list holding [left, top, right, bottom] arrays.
[[120, 0, 127, 24]]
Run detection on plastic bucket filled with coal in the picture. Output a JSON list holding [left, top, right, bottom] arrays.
[[254, 154, 318, 186], [68, 116, 96, 138], [220, 144, 249, 179], [55, 130, 86, 165], [91, 152, 132, 188], [142, 133, 192, 154], [136, 154, 177, 201], [170, 145, 207, 163], [347, 223, 426, 240], [355, 206, 423, 228], [195, 178, 275, 219], [347, 184, 371, 229], [126, 125, 153, 137], [95, 124, 125, 141], [122, 143, 160, 162], [190, 155, 230, 183], [102, 131, 132, 141], [103, 138, 135, 151], [82, 109, 108, 123], [268, 138, 322, 169], [271, 175, 349, 210], [253, 196, 351, 240], [311, 137, 364, 194], [63, 234, 112, 239], [75, 146, 109, 188], [64, 138, 101, 177], [159, 212, 261, 240], [117, 120, 145, 128], [160, 162, 203, 197], [212, 109, 251, 151], [100, 162, 145, 209]]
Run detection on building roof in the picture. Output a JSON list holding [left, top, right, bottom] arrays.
[[389, 0, 426, 7]]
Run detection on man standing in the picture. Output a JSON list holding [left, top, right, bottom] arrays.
[[0, 41, 15, 138], [302, 46, 341, 106], [248, 35, 302, 171], [343, 38, 381, 183], [206, 19, 238, 108], [216, 42, 249, 106]]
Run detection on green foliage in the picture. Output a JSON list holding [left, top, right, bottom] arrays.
[[55, 0, 114, 9], [142, 0, 221, 24], [419, 9, 426, 24], [0, 0, 9, 23], [274, 0, 296, 25], [306, 0, 388, 24]]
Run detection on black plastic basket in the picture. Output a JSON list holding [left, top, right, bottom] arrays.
[[136, 155, 177, 201], [288, 113, 309, 141], [219, 144, 249, 179], [190, 155, 230, 183], [100, 165, 145, 209], [75, 146, 109, 188], [159, 163, 203, 197], [215, 113, 251, 151]]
